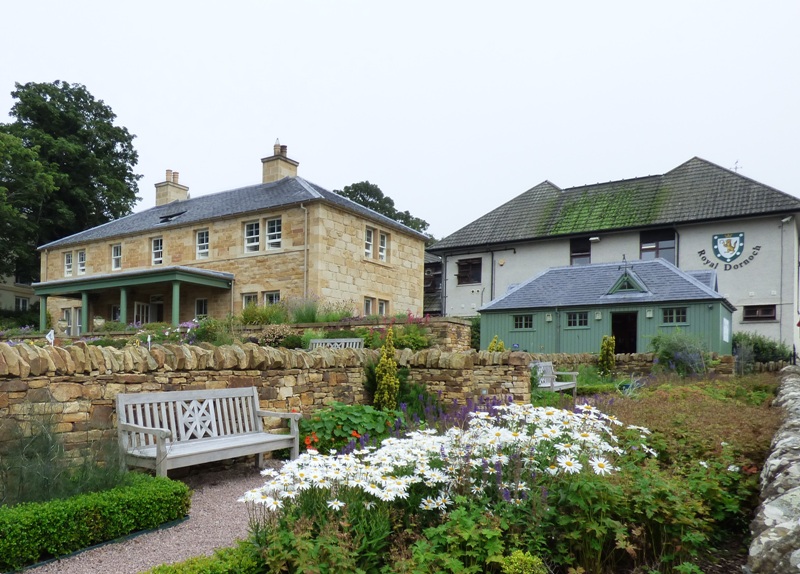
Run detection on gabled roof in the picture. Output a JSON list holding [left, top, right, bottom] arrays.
[[429, 157, 800, 252], [39, 176, 427, 250], [480, 259, 734, 312]]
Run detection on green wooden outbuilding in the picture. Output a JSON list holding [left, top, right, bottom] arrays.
[[479, 259, 735, 355]]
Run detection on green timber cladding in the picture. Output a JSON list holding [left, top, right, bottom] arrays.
[[479, 259, 735, 355]]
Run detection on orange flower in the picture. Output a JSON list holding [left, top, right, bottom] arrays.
[[351, 430, 361, 438]]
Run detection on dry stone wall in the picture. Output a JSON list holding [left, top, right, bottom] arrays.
[[0, 341, 734, 458], [747, 367, 800, 573]]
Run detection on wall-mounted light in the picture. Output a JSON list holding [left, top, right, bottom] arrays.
[[594, 311, 602, 320], [589, 236, 601, 243], [645, 309, 654, 318], [545, 313, 553, 322], [781, 216, 794, 224]]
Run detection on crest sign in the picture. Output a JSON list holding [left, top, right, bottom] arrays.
[[712, 233, 744, 263]]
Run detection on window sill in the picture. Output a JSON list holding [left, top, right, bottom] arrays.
[[361, 257, 392, 268]]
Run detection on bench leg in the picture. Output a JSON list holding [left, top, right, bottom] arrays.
[[257, 453, 265, 469]]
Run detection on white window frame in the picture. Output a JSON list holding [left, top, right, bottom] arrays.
[[152, 237, 163, 265], [378, 232, 388, 262], [364, 228, 374, 258], [266, 217, 282, 249], [111, 244, 122, 270], [196, 229, 209, 259], [378, 299, 389, 316], [244, 221, 260, 252], [195, 298, 208, 318], [77, 250, 86, 275], [364, 297, 374, 316], [264, 290, 280, 305], [15, 297, 29, 311], [242, 293, 258, 308], [64, 252, 73, 276]]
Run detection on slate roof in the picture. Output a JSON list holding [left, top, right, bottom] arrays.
[[480, 259, 734, 312], [40, 176, 428, 250], [429, 157, 800, 252]]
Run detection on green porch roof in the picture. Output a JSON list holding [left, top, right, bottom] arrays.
[[33, 266, 234, 296]]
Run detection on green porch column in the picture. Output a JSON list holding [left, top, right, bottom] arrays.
[[39, 295, 48, 331], [171, 280, 181, 326], [119, 287, 128, 324], [81, 292, 89, 335]]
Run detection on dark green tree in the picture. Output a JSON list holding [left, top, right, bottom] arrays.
[[334, 181, 430, 234], [1, 80, 141, 279], [0, 132, 57, 278]]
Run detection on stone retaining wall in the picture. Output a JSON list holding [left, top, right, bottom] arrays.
[[747, 367, 800, 573], [0, 341, 733, 459]]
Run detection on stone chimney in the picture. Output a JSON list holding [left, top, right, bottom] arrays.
[[155, 170, 189, 206], [261, 139, 299, 183]]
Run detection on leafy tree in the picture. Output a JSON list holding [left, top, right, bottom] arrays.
[[1, 80, 141, 279], [0, 132, 57, 278], [334, 181, 430, 234]]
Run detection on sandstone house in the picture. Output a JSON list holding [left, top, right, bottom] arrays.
[[33, 144, 427, 333]]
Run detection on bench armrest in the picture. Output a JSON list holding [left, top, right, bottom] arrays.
[[257, 410, 303, 421], [119, 422, 172, 439]]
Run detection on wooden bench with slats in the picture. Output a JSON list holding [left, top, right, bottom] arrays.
[[530, 361, 578, 399], [116, 387, 300, 477], [308, 338, 364, 349]]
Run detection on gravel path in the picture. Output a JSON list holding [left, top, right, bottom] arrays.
[[26, 464, 272, 574]]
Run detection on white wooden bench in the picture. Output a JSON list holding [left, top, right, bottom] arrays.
[[530, 361, 578, 398], [116, 387, 301, 477], [309, 338, 364, 349]]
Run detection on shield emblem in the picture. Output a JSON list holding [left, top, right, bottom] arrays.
[[712, 233, 744, 263]]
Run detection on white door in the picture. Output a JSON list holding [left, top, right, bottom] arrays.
[[133, 301, 151, 326]]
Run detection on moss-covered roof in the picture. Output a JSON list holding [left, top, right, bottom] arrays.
[[429, 157, 800, 252]]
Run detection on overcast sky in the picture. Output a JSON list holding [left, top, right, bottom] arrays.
[[2, 1, 798, 239]]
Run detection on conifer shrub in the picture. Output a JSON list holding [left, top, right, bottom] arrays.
[[487, 335, 506, 352], [598, 335, 616, 378], [374, 327, 399, 411]]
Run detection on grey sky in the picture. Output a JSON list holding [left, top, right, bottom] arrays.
[[2, 1, 798, 239]]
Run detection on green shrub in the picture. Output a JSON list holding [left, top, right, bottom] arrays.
[[470, 316, 481, 350], [316, 299, 355, 322], [598, 335, 616, 378], [394, 322, 431, 350], [253, 324, 295, 347], [240, 302, 289, 325], [146, 541, 263, 574], [487, 335, 505, 352], [500, 550, 547, 574], [650, 329, 708, 376], [300, 328, 326, 349], [289, 297, 319, 323], [374, 327, 400, 411], [733, 331, 791, 364], [189, 316, 235, 346], [278, 334, 303, 349], [298, 402, 398, 453], [0, 474, 190, 571]]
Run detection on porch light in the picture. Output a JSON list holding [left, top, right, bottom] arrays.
[[646, 309, 654, 318]]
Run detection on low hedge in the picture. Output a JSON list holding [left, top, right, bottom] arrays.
[[0, 473, 191, 571], [146, 542, 262, 573]]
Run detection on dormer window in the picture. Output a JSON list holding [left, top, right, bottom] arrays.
[[608, 271, 646, 294]]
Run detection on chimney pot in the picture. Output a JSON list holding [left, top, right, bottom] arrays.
[[172, 171, 179, 183], [166, 169, 172, 181], [280, 145, 287, 157], [273, 142, 281, 156]]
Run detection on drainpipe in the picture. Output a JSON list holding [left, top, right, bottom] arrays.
[[674, 228, 681, 267], [490, 251, 495, 301], [441, 254, 447, 316], [301, 203, 309, 298]]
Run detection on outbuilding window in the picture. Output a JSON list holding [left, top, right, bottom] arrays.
[[742, 305, 776, 322], [567, 311, 588, 327], [456, 258, 482, 285], [662, 307, 687, 324], [513, 315, 533, 329]]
